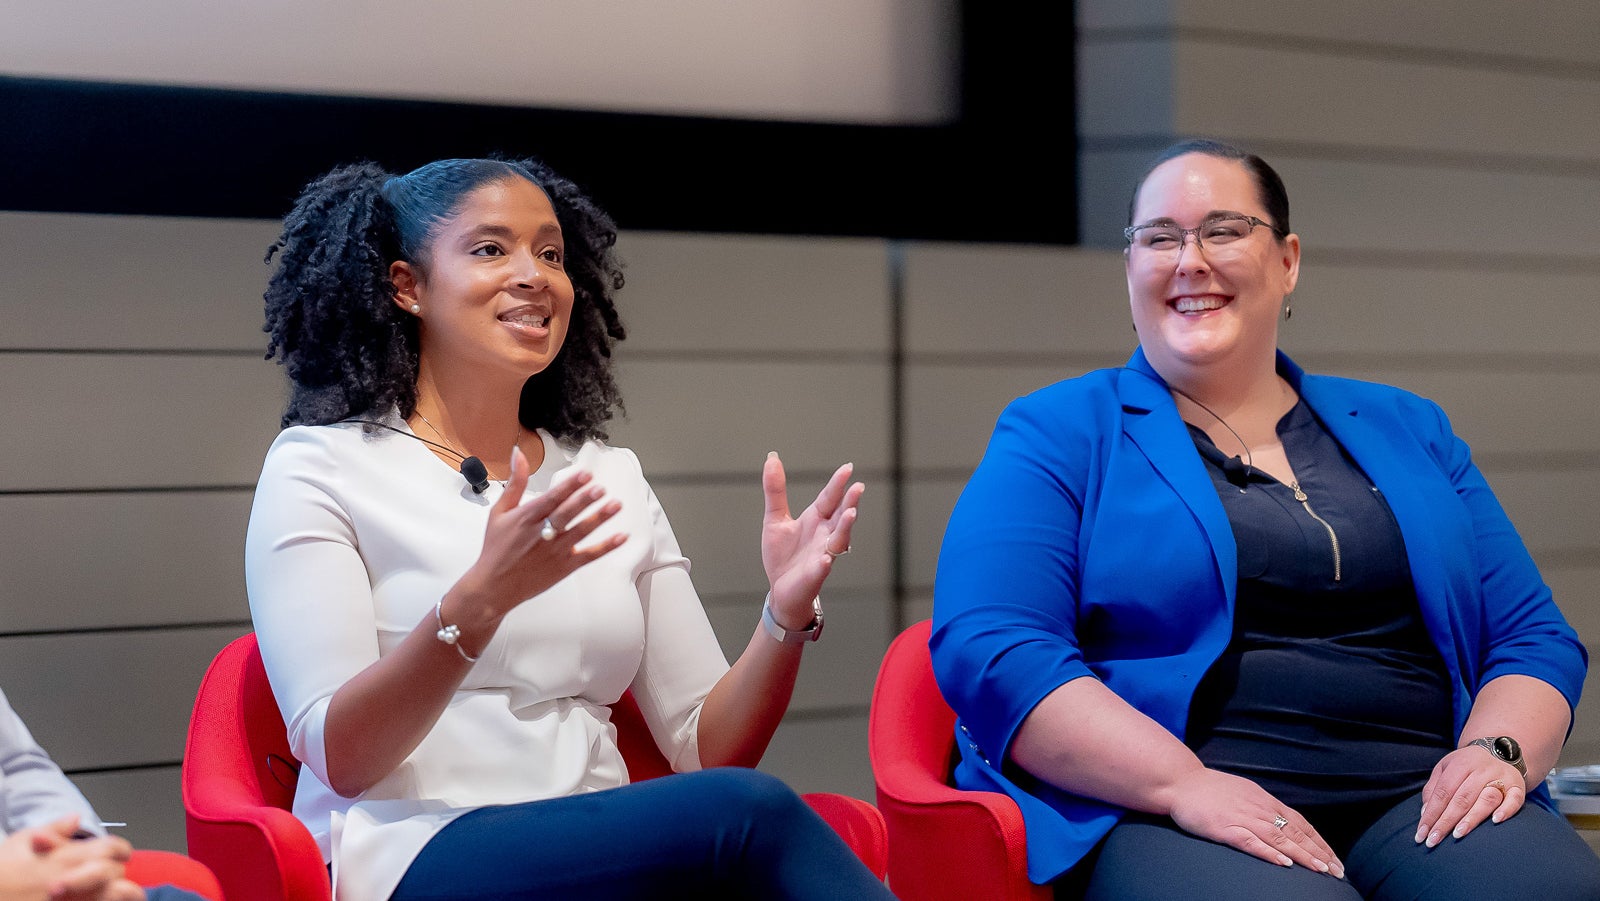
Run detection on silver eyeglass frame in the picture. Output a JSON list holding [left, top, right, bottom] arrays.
[[1122, 214, 1286, 249]]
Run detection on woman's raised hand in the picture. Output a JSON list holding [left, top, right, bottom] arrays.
[[759, 453, 865, 629], [1168, 768, 1345, 879], [456, 446, 627, 622]]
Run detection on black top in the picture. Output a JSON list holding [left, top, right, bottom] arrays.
[[1182, 399, 1455, 817]]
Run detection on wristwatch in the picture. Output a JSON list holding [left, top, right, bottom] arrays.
[[760, 594, 824, 643], [1467, 736, 1527, 777]]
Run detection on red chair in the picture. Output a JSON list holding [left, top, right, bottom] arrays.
[[124, 850, 225, 900], [184, 634, 886, 901], [869, 619, 1049, 901]]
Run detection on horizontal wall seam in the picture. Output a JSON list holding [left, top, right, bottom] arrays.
[[1079, 135, 1600, 180], [622, 349, 891, 364], [0, 348, 263, 358], [904, 350, 1600, 372], [780, 703, 870, 723], [1079, 25, 1600, 81], [0, 485, 254, 497], [0, 620, 251, 639], [63, 760, 179, 777]]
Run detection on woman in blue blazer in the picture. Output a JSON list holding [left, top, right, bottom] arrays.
[[931, 140, 1600, 899]]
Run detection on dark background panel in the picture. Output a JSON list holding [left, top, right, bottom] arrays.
[[0, 3, 1077, 242]]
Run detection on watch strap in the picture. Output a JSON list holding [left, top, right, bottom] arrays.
[[760, 593, 823, 643]]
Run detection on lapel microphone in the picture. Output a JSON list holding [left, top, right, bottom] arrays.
[[458, 456, 491, 494], [1222, 454, 1252, 488]]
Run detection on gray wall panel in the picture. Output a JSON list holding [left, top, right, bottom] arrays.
[[0, 627, 249, 772], [616, 232, 890, 353], [72, 766, 186, 854], [0, 355, 284, 492], [609, 359, 891, 476], [0, 492, 252, 631], [0, 212, 276, 352]]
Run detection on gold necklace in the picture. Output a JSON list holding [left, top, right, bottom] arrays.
[[413, 410, 524, 484]]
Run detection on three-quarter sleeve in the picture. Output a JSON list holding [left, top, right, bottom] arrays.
[[931, 393, 1101, 768], [622, 453, 729, 773], [1411, 394, 1588, 715], [245, 428, 382, 791]]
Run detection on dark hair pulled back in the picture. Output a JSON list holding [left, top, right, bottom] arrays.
[[263, 157, 627, 442], [1127, 138, 1291, 236]]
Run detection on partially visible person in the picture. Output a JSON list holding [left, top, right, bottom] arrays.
[[932, 138, 1600, 899], [0, 815, 139, 901], [0, 689, 204, 901]]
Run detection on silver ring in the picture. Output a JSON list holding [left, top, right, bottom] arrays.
[[1272, 815, 1289, 830], [1488, 780, 1508, 794], [826, 545, 852, 559], [540, 519, 558, 541]]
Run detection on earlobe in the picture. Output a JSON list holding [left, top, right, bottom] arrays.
[[390, 260, 421, 316]]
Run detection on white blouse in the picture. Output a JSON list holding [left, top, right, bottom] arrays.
[[245, 416, 730, 901]]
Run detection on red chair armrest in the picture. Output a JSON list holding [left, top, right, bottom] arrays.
[[800, 792, 888, 879], [185, 803, 330, 901]]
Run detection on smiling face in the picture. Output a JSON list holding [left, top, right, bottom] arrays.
[[1126, 153, 1300, 385], [390, 177, 575, 391]]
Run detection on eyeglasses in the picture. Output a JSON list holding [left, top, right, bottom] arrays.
[[1122, 215, 1285, 260]]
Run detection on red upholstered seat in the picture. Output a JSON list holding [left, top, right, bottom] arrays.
[[869, 620, 1050, 901], [124, 849, 224, 900], [183, 633, 886, 901]]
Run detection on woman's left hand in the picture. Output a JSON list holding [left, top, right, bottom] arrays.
[[760, 453, 865, 630], [1416, 746, 1526, 847]]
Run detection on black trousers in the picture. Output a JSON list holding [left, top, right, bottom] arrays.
[[1057, 791, 1600, 900]]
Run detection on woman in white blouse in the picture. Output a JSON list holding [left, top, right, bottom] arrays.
[[246, 158, 889, 901]]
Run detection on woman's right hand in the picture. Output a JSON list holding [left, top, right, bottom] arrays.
[[453, 446, 628, 629], [1167, 768, 1345, 879]]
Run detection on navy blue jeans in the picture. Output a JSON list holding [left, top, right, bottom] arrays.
[[1059, 790, 1600, 900], [390, 768, 893, 900]]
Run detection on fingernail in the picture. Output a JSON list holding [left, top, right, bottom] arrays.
[[1277, 856, 1292, 867], [1491, 813, 1502, 824], [1425, 830, 1441, 848], [767, 451, 777, 459], [1331, 862, 1346, 879], [1414, 824, 1427, 843], [1452, 824, 1465, 839], [1315, 860, 1330, 873]]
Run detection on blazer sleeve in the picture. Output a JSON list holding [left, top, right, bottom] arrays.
[[1413, 395, 1588, 714], [0, 687, 102, 836], [930, 391, 1102, 766]]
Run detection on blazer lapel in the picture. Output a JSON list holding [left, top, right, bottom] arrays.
[[1295, 369, 1465, 700], [1116, 351, 1239, 608]]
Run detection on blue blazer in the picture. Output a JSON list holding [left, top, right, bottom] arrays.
[[930, 348, 1587, 884]]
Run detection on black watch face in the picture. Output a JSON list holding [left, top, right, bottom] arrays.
[[1493, 736, 1521, 761]]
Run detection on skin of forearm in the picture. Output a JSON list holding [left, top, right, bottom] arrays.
[[694, 626, 805, 769], [322, 587, 502, 797], [1009, 676, 1206, 815], [1458, 674, 1571, 787]]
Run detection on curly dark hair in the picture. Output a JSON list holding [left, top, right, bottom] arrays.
[[263, 157, 627, 442]]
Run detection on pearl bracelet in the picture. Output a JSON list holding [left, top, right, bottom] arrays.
[[434, 600, 479, 662]]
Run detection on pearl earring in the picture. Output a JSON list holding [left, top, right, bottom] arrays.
[[410, 304, 421, 314]]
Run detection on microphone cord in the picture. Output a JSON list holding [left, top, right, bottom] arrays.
[[347, 419, 492, 493]]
